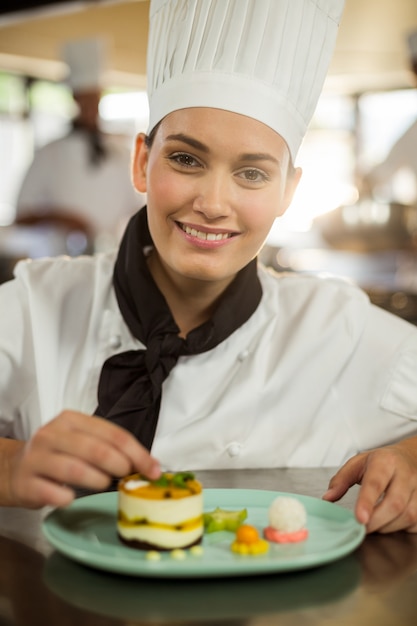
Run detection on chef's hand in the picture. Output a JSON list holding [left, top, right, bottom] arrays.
[[4, 410, 161, 509], [323, 440, 417, 533]]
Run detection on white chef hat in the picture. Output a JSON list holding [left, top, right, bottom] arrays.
[[146, 0, 345, 161], [61, 37, 107, 92], [407, 29, 417, 62]]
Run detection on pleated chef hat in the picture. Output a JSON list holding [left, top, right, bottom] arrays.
[[61, 38, 107, 92], [146, 0, 345, 161]]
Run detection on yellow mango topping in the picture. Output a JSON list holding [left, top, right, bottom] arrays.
[[119, 472, 202, 499], [230, 524, 269, 556]]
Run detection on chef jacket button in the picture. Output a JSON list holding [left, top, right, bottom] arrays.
[[109, 334, 122, 349], [238, 349, 249, 361], [227, 442, 242, 457]]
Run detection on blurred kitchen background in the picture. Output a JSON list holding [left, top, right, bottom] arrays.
[[1, 0, 417, 323]]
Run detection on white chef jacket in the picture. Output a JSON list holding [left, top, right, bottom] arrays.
[[16, 131, 144, 246], [369, 119, 417, 203], [1, 253, 417, 469]]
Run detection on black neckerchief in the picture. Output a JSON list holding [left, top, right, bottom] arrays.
[[95, 207, 263, 450], [71, 120, 107, 166]]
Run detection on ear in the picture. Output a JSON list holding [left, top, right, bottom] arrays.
[[277, 166, 302, 217], [132, 133, 148, 193]]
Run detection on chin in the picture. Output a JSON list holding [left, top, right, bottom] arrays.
[[179, 265, 237, 284]]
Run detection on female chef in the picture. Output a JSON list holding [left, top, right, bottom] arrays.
[[1, 0, 417, 535]]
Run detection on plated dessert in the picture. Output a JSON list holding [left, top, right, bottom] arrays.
[[43, 485, 363, 577], [118, 472, 309, 557], [117, 472, 203, 551]]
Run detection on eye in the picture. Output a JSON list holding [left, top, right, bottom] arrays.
[[168, 152, 202, 169], [237, 168, 269, 184]]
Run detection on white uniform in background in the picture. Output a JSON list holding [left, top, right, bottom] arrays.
[[16, 130, 143, 248], [15, 37, 145, 251], [366, 29, 417, 204], [1, 254, 417, 470], [367, 119, 417, 203]]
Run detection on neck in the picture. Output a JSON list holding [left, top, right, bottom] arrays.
[[147, 252, 233, 337], [73, 117, 99, 133]]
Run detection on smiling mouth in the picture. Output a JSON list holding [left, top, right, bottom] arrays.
[[179, 223, 234, 241]]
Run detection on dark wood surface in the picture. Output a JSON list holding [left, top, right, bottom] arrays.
[[1, 468, 417, 626]]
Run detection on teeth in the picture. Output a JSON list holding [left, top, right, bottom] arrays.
[[182, 225, 231, 241]]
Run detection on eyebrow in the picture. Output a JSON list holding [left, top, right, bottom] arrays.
[[239, 152, 280, 166], [166, 133, 209, 153], [165, 133, 280, 166]]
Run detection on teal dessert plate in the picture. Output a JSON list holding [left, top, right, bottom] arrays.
[[42, 488, 365, 578]]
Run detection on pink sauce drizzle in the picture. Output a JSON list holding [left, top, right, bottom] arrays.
[[263, 526, 309, 544]]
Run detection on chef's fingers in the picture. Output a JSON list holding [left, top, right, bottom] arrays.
[[366, 485, 417, 534], [12, 471, 77, 509], [7, 441, 78, 508], [39, 410, 161, 481], [326, 447, 417, 532], [8, 410, 161, 508], [17, 448, 117, 506], [360, 452, 417, 534], [322, 453, 367, 504]]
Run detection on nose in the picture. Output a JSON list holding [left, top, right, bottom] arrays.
[[192, 171, 231, 220]]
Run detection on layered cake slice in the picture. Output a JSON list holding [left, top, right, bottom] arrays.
[[117, 471, 203, 551]]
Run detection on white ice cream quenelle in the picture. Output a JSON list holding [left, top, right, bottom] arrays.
[[268, 496, 307, 532]]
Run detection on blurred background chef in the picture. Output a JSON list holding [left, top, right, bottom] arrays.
[[361, 29, 417, 205], [14, 37, 145, 253]]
